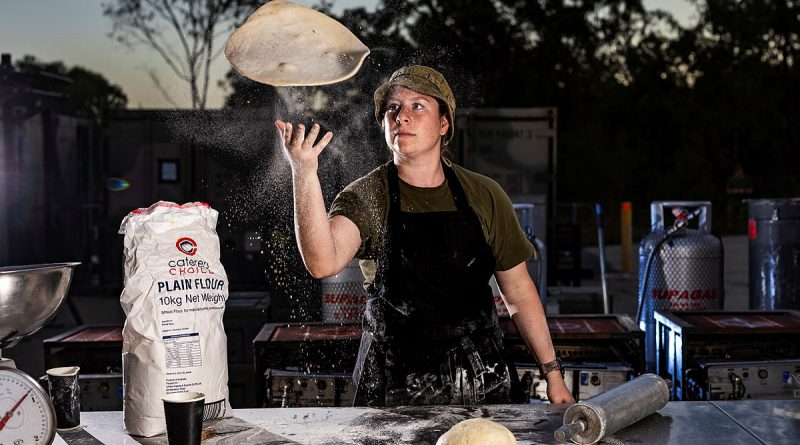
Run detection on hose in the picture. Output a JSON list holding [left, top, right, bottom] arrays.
[[527, 232, 545, 294], [635, 207, 703, 325], [532, 237, 544, 292], [728, 372, 746, 400]]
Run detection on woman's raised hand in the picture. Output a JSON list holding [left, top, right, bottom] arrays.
[[275, 120, 334, 175]]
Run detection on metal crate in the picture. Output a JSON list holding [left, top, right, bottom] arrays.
[[517, 363, 632, 402], [43, 325, 123, 373], [654, 310, 800, 400], [500, 314, 644, 374], [688, 359, 800, 400], [253, 322, 362, 406]]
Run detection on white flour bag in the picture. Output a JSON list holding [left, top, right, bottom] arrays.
[[119, 201, 231, 437]]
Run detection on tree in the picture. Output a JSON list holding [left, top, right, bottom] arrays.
[[685, 0, 800, 199], [14, 55, 128, 124], [220, 0, 799, 237], [103, 0, 257, 109]]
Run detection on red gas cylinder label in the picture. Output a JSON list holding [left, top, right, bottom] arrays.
[[748, 219, 757, 239], [652, 288, 719, 311]]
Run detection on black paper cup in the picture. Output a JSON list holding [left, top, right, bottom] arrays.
[[46, 366, 81, 430], [163, 392, 205, 445]]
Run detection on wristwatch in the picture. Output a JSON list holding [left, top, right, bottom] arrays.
[[539, 357, 564, 377]]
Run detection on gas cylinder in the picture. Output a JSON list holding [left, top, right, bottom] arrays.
[[748, 198, 800, 311], [320, 259, 367, 322], [638, 201, 724, 372]]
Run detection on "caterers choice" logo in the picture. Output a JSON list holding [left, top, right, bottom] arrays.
[[176, 237, 198, 255]]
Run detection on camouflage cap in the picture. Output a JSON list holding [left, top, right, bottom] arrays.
[[373, 65, 456, 143]]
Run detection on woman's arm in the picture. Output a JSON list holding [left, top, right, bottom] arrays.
[[276, 120, 361, 278], [495, 262, 576, 403]]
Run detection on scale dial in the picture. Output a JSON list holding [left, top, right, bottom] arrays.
[[0, 366, 55, 445]]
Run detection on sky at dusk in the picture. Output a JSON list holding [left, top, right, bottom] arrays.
[[0, 0, 697, 109]]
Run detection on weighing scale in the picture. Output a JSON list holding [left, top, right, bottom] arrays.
[[0, 262, 80, 445]]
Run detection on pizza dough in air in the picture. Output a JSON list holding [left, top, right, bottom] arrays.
[[225, 0, 370, 86], [436, 418, 518, 445]]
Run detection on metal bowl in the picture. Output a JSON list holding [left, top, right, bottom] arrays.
[[0, 262, 80, 349]]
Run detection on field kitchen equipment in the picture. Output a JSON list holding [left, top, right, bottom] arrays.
[[637, 201, 723, 372], [253, 322, 361, 406], [43, 325, 124, 411], [748, 198, 800, 311], [654, 310, 800, 400], [519, 363, 632, 402], [500, 315, 643, 402], [265, 369, 355, 408], [43, 325, 122, 372], [555, 373, 670, 444], [0, 262, 80, 445], [694, 358, 800, 400]]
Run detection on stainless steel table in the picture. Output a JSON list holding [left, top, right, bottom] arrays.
[[53, 401, 800, 445]]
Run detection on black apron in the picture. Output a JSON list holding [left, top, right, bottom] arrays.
[[352, 161, 522, 406]]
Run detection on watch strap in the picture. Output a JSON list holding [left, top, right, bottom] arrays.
[[539, 358, 564, 377]]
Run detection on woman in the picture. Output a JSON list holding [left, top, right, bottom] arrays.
[[276, 65, 574, 406]]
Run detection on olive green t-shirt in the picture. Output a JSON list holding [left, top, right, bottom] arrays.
[[329, 160, 533, 285]]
